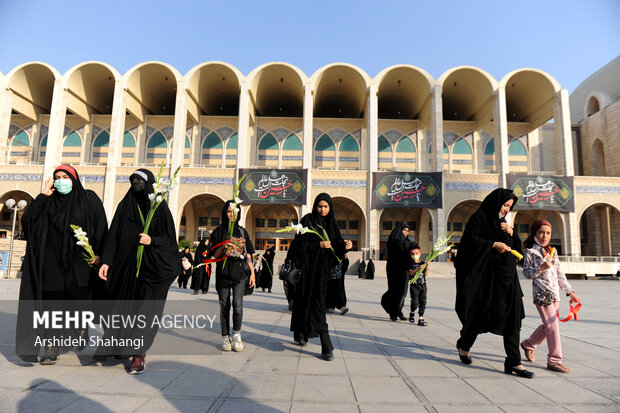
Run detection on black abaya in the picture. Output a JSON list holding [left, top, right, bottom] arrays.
[[190, 239, 211, 292], [257, 247, 275, 290], [288, 194, 346, 343], [381, 222, 414, 318], [16, 166, 108, 362]]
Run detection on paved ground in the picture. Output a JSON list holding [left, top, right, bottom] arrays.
[[0, 274, 619, 413]]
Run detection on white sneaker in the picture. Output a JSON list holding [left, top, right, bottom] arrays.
[[232, 333, 244, 352], [221, 336, 232, 351]]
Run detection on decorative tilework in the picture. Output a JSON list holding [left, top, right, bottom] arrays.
[[180, 177, 234, 185], [0, 174, 43, 182], [82, 175, 105, 183], [64, 126, 72, 137], [463, 133, 472, 146], [384, 129, 402, 144], [509, 161, 528, 166], [257, 127, 267, 141], [8, 124, 20, 139], [258, 156, 279, 161], [395, 158, 416, 163], [312, 179, 367, 188], [117, 176, 130, 183], [161, 126, 174, 140], [315, 156, 335, 161], [61, 152, 81, 157], [217, 126, 234, 140], [445, 182, 498, 191], [41, 125, 49, 138], [576, 186, 620, 194], [481, 132, 493, 146], [282, 156, 302, 161], [327, 128, 346, 143], [351, 129, 361, 141], [202, 154, 223, 160], [146, 153, 167, 159], [256, 231, 295, 239], [313, 128, 323, 142], [186, 126, 193, 139], [92, 125, 103, 138], [293, 128, 304, 139], [444, 131, 459, 146], [9, 151, 30, 156], [453, 160, 473, 165], [272, 127, 291, 142], [339, 157, 359, 162], [147, 126, 157, 139]]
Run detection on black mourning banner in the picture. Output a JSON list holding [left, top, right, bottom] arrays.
[[372, 172, 442, 209], [507, 174, 575, 212], [238, 169, 307, 205]]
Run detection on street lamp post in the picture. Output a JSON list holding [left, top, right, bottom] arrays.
[[4, 198, 28, 279]]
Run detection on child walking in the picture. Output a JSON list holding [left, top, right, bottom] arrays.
[[408, 245, 428, 326], [521, 219, 579, 373]]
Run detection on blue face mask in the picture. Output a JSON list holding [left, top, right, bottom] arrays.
[[54, 178, 73, 195]]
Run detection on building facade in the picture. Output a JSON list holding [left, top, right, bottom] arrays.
[[0, 61, 618, 259]]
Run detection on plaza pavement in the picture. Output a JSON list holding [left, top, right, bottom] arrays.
[[0, 272, 619, 413]]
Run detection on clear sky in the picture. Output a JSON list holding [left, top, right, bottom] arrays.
[[0, 0, 618, 92]]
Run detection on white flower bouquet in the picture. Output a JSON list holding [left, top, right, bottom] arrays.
[[408, 233, 455, 285], [70, 224, 98, 268], [277, 223, 341, 263]]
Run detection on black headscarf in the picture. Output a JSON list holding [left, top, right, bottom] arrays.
[[455, 188, 524, 336], [308, 192, 341, 243], [221, 199, 242, 237]]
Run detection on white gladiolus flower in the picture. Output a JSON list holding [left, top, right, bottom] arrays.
[[148, 193, 156, 201], [161, 178, 170, 186], [235, 197, 243, 204], [234, 207, 239, 214], [156, 194, 163, 203]]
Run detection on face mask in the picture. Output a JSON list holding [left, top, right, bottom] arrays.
[[131, 179, 146, 193], [54, 178, 72, 195], [413, 254, 421, 261]]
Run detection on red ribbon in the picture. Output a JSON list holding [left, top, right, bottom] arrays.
[[200, 240, 230, 264], [558, 298, 581, 322]]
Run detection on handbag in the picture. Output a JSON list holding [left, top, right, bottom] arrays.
[[330, 261, 343, 280], [534, 289, 555, 306], [279, 261, 301, 285], [181, 257, 191, 271]]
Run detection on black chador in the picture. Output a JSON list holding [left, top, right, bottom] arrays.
[[257, 247, 275, 291], [16, 164, 108, 363], [190, 238, 211, 293], [96, 169, 181, 362], [288, 193, 348, 360], [380, 222, 415, 320]]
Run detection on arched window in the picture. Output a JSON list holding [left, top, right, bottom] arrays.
[[122, 131, 136, 163], [592, 140, 606, 176], [395, 137, 416, 169], [258, 133, 278, 167], [9, 130, 31, 163], [282, 134, 302, 168], [451, 138, 473, 172], [225, 132, 238, 168], [202, 132, 223, 166], [39, 135, 48, 163], [378, 135, 392, 169], [508, 139, 528, 173], [484, 138, 496, 172], [339, 135, 359, 169], [184, 135, 191, 166], [314, 134, 335, 168], [92, 131, 110, 164], [62, 131, 82, 164], [146, 131, 168, 165]]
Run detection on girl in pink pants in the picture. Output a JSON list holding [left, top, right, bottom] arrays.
[[521, 220, 579, 373]]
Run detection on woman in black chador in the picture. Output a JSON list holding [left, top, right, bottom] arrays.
[[208, 200, 256, 353], [16, 164, 108, 364], [257, 246, 275, 292], [191, 238, 211, 294], [381, 222, 415, 321], [455, 188, 534, 378], [178, 246, 193, 288], [97, 169, 181, 374], [288, 193, 352, 361]]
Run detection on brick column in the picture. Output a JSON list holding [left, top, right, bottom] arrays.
[[494, 87, 509, 187], [0, 82, 13, 164], [168, 80, 189, 230], [301, 84, 313, 218], [430, 85, 446, 254], [42, 80, 67, 189], [367, 84, 379, 251], [102, 80, 126, 223]]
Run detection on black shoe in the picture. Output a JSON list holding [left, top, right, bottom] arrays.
[[398, 312, 407, 320], [201, 290, 208, 294], [321, 349, 334, 361], [504, 365, 535, 378], [268, 289, 272, 293], [418, 319, 428, 326], [390, 315, 398, 321], [178, 284, 182, 288], [192, 290, 199, 295], [457, 345, 472, 365], [408, 313, 415, 323]]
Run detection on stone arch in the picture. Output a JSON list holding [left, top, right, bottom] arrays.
[[591, 139, 607, 176], [378, 208, 433, 257], [63, 61, 119, 119], [123, 61, 181, 117], [332, 196, 367, 250], [501, 69, 560, 125], [438, 66, 497, 121], [248, 62, 306, 117], [246, 203, 300, 251], [0, 189, 36, 238], [7, 62, 60, 122], [374, 65, 434, 119], [185, 62, 243, 117], [311, 63, 370, 118], [178, 193, 227, 242]]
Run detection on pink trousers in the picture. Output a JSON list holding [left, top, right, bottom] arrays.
[[522, 300, 563, 365]]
